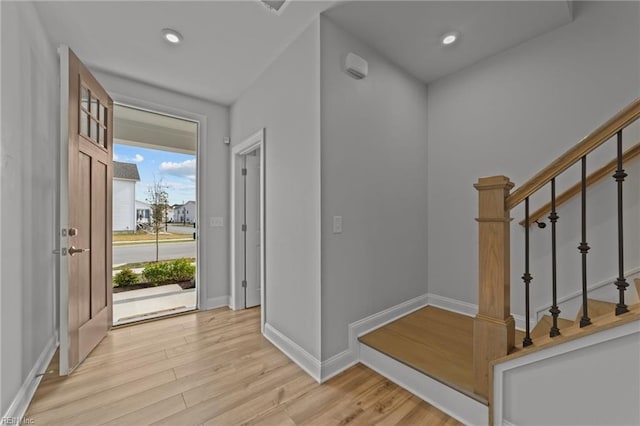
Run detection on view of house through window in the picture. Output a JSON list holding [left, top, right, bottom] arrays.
[[111, 105, 198, 325]]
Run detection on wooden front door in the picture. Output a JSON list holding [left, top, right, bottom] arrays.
[[60, 47, 113, 374]]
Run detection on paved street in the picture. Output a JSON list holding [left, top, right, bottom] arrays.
[[113, 241, 196, 265], [167, 224, 196, 235]]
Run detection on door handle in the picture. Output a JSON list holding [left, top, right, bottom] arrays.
[[68, 246, 90, 256]]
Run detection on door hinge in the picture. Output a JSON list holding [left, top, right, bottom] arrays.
[[242, 168, 247, 176], [242, 280, 247, 288], [242, 224, 247, 232]]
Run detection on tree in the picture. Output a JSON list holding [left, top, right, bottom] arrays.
[[146, 179, 169, 262]]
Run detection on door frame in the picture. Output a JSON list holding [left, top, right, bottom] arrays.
[[230, 129, 266, 331], [108, 94, 206, 312]]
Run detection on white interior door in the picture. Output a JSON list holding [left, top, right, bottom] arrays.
[[244, 149, 261, 308]]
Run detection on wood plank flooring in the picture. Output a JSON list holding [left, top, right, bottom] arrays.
[[359, 306, 482, 403], [26, 307, 460, 425]]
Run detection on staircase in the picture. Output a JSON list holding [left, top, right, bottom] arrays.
[[357, 98, 640, 425]]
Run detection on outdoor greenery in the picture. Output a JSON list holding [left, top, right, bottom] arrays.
[[113, 258, 196, 271], [146, 179, 170, 262], [170, 258, 196, 281], [113, 258, 196, 288], [141, 261, 172, 285], [112, 231, 188, 243], [113, 268, 138, 287]]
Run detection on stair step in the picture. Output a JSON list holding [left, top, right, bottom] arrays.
[[530, 315, 574, 339], [575, 299, 617, 322]]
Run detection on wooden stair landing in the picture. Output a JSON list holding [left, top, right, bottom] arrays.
[[359, 306, 487, 404]]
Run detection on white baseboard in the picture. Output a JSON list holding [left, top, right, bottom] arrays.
[[318, 293, 431, 383], [319, 292, 529, 384], [320, 349, 357, 383], [427, 293, 530, 331], [534, 267, 640, 318], [203, 295, 231, 310], [427, 293, 477, 316], [360, 343, 488, 426], [263, 323, 321, 382], [2, 335, 57, 421]]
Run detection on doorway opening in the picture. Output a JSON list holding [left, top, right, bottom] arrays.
[[231, 129, 266, 331], [111, 104, 199, 325]]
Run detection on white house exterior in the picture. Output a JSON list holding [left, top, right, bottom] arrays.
[[172, 200, 196, 224], [112, 161, 140, 231], [135, 200, 152, 225]]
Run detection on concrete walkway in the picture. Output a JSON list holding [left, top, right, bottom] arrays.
[[113, 285, 196, 325]]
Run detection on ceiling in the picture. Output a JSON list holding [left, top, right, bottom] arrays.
[[114, 104, 198, 154], [35, 1, 573, 106], [325, 1, 573, 84], [35, 1, 336, 105]]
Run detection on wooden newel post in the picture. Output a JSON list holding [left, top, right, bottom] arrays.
[[473, 176, 516, 399]]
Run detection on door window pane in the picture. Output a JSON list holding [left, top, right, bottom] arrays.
[[80, 110, 89, 137], [80, 86, 89, 111], [90, 118, 98, 142], [90, 92, 98, 116], [98, 125, 105, 146]]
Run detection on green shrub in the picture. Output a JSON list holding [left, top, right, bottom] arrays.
[[113, 268, 138, 287], [142, 262, 171, 285], [170, 258, 196, 281]]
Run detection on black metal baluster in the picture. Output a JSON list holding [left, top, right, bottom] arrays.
[[614, 130, 629, 315], [523, 197, 533, 347], [549, 178, 561, 337], [579, 157, 591, 327]]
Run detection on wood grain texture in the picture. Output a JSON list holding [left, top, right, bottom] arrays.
[[507, 98, 640, 209], [530, 315, 574, 340], [26, 307, 460, 425], [498, 302, 640, 365], [519, 142, 640, 226], [473, 176, 516, 398], [359, 306, 483, 404], [575, 299, 617, 322]]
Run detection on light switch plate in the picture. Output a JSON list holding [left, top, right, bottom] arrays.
[[210, 217, 224, 227], [333, 216, 342, 234]]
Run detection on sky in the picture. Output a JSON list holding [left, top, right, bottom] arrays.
[[114, 144, 196, 205]]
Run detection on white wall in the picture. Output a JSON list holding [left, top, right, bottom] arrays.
[[319, 17, 429, 359], [230, 19, 322, 359], [1, 1, 59, 415], [93, 71, 230, 309], [498, 321, 640, 425], [112, 179, 135, 231], [426, 1, 640, 317]]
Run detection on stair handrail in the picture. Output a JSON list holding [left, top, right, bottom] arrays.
[[473, 97, 640, 401], [507, 97, 640, 210], [519, 142, 640, 227]]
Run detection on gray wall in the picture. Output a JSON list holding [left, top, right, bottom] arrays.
[[426, 1, 640, 314], [1, 1, 59, 415], [320, 17, 429, 359], [230, 20, 322, 359], [92, 71, 230, 309], [503, 329, 640, 425]]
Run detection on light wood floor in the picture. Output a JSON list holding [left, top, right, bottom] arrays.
[[359, 306, 501, 403], [26, 307, 460, 425]]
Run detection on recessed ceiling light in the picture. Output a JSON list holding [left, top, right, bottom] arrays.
[[162, 28, 183, 44], [441, 31, 460, 46]]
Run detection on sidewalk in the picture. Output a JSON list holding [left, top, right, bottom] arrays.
[[113, 284, 196, 325], [113, 238, 193, 246]]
